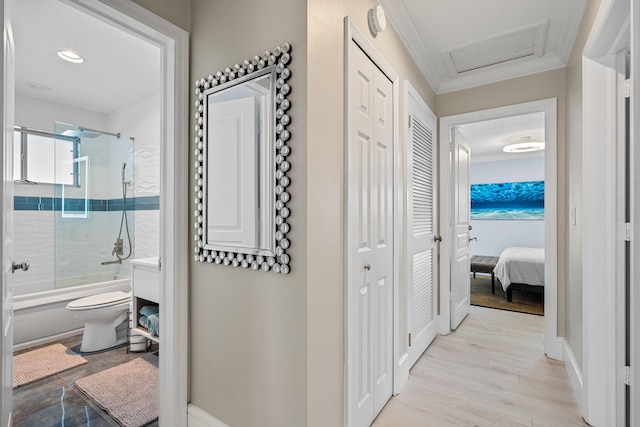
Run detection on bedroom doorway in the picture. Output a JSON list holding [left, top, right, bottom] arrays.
[[438, 98, 561, 361], [459, 112, 546, 317]]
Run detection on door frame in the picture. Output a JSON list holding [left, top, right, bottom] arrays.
[[632, 1, 639, 423], [581, 0, 634, 424], [343, 16, 400, 426], [437, 98, 560, 361], [3, 0, 189, 424]]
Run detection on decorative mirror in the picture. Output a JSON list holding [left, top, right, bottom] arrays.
[[194, 43, 292, 274]]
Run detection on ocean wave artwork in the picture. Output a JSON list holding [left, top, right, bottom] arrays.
[[471, 180, 544, 220]]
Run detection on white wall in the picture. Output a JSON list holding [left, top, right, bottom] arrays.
[[469, 156, 545, 256], [108, 91, 161, 260], [15, 94, 108, 135]]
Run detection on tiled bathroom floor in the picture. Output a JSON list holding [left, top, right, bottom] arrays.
[[12, 334, 159, 427]]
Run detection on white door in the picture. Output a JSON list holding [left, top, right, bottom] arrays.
[[405, 86, 438, 370], [1, 0, 14, 423], [206, 96, 257, 248], [450, 128, 471, 330], [346, 42, 394, 427]]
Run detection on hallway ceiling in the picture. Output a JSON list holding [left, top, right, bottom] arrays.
[[380, 0, 588, 93], [12, 0, 160, 115], [13, 1, 555, 160]]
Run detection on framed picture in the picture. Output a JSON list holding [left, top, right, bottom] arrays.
[[470, 180, 544, 220]]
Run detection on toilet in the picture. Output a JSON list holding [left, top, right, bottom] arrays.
[[66, 291, 132, 352]]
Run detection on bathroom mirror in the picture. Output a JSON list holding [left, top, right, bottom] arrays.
[[194, 43, 292, 274]]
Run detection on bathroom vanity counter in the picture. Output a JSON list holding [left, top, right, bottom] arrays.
[[131, 257, 160, 343]]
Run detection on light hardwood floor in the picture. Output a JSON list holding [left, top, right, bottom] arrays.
[[373, 306, 588, 427]]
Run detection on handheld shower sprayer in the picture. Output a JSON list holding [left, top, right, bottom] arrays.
[[121, 162, 131, 186], [101, 162, 133, 266]]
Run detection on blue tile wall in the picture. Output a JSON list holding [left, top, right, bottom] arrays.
[[14, 195, 160, 211]]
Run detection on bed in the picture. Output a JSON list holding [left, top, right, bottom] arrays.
[[493, 247, 545, 302]]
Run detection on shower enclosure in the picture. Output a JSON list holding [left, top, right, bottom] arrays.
[[12, 122, 135, 296]]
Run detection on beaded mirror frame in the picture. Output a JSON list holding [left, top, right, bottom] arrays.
[[193, 43, 292, 274]]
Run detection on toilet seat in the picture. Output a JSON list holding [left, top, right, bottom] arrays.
[[67, 291, 131, 311]]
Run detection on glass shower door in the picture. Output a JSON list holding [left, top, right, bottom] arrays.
[[54, 122, 135, 289]]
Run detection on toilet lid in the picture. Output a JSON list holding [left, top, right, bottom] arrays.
[[67, 291, 131, 310]]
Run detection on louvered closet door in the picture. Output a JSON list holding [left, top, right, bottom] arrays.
[[406, 89, 438, 371], [346, 42, 394, 427]]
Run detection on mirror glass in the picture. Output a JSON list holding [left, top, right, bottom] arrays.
[[204, 67, 275, 255], [194, 43, 292, 274]]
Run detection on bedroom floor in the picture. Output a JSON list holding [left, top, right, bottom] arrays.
[[12, 334, 159, 427], [471, 274, 544, 315], [373, 305, 587, 426]]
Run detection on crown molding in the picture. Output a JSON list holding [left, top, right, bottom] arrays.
[[378, 0, 442, 91], [555, 0, 589, 63], [380, 0, 584, 94]]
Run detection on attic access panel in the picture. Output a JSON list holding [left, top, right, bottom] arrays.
[[444, 21, 547, 75]]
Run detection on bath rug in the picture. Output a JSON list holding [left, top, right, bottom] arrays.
[[74, 354, 158, 427], [13, 343, 88, 388]]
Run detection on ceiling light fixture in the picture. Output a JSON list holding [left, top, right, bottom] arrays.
[[57, 50, 85, 64], [503, 136, 545, 153]]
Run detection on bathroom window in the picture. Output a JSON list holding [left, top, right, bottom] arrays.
[[14, 128, 77, 185]]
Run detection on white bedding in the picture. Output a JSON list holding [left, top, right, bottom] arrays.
[[493, 247, 545, 291]]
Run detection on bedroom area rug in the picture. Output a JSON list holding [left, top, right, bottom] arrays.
[[471, 275, 544, 316], [13, 343, 88, 388], [74, 354, 159, 427]]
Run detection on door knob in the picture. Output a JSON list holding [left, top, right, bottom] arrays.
[[12, 261, 29, 273], [434, 236, 443, 242], [469, 237, 478, 242], [364, 264, 371, 271]]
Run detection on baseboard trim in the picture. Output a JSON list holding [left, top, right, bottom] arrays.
[[188, 404, 229, 427], [13, 328, 84, 352], [561, 337, 583, 413]]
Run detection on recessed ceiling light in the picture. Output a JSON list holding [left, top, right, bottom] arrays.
[[57, 50, 84, 64], [25, 82, 51, 92]]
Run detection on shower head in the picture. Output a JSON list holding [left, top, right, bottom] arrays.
[[58, 126, 120, 139], [59, 129, 101, 139]]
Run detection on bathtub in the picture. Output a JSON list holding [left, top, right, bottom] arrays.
[[13, 278, 132, 351]]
